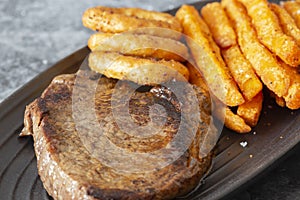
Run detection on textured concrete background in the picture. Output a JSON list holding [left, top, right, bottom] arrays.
[[0, 0, 299, 200], [0, 0, 199, 102]]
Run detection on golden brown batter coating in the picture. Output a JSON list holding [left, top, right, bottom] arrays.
[[82, 6, 182, 39], [88, 51, 189, 85], [88, 33, 189, 62]]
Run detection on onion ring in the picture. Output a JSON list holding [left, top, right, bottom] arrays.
[[88, 33, 189, 62], [88, 51, 189, 85], [82, 6, 182, 39]]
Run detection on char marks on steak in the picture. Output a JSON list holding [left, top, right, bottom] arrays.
[[21, 69, 216, 200]]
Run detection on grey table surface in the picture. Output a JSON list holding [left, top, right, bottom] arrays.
[[0, 0, 299, 199]]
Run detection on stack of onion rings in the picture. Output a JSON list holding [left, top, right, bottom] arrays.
[[82, 6, 190, 85]]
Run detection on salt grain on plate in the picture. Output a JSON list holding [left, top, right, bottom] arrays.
[[240, 141, 248, 148]]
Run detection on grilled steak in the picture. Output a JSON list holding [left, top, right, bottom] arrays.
[[21, 69, 217, 200]]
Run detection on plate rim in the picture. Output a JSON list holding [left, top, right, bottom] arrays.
[[0, 0, 299, 199]]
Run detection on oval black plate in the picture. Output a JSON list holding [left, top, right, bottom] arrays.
[[0, 1, 299, 200]]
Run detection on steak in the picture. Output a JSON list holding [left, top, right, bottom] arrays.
[[21, 68, 217, 200]]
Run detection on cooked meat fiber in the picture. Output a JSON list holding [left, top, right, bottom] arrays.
[[21, 69, 216, 200]]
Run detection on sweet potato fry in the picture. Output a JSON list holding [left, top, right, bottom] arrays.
[[238, 0, 300, 67], [270, 91, 286, 107], [237, 92, 263, 127], [176, 5, 244, 107], [224, 107, 252, 133], [88, 33, 189, 62], [269, 3, 300, 47], [222, 0, 290, 97], [282, 1, 300, 29], [279, 61, 300, 110], [201, 2, 236, 48], [268, 59, 299, 109], [221, 46, 263, 101], [212, 96, 251, 133]]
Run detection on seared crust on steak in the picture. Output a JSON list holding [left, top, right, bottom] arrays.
[[21, 69, 216, 200]]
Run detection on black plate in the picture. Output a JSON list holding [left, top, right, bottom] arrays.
[[0, 1, 299, 200]]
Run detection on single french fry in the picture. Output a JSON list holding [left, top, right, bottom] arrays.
[[238, 0, 300, 67], [193, 10, 223, 65], [237, 92, 263, 127], [280, 61, 300, 110], [282, 1, 300, 29], [222, 0, 290, 98], [176, 5, 244, 107], [224, 107, 252, 133], [201, 2, 236, 48], [222, 46, 263, 101], [269, 3, 300, 47]]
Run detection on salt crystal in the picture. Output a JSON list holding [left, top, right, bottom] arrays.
[[240, 141, 248, 148]]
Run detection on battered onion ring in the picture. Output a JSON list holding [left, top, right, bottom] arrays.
[[88, 51, 189, 85], [82, 6, 182, 39], [88, 33, 189, 62]]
